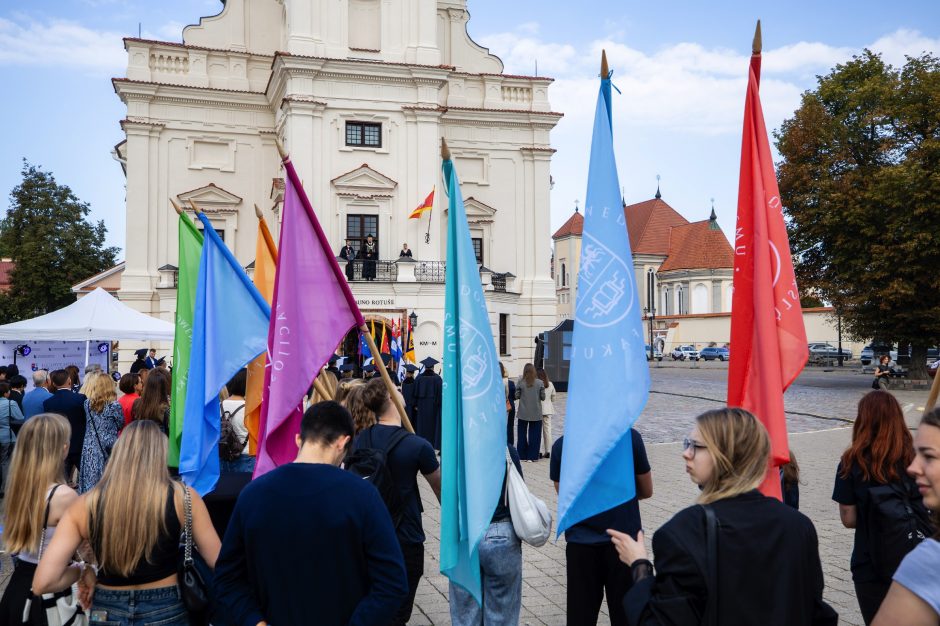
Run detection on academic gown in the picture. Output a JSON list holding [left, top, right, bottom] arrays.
[[413, 372, 442, 450], [401, 378, 417, 427]]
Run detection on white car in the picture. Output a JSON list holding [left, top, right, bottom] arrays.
[[671, 345, 700, 361]]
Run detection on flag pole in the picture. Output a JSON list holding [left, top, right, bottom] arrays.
[[170, 199, 184, 215], [924, 366, 940, 413], [254, 204, 279, 263], [311, 374, 332, 403], [274, 136, 413, 433]]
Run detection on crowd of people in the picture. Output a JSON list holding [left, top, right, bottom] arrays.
[[0, 352, 935, 626]]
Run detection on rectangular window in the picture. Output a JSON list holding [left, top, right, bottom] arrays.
[[345, 122, 382, 148], [499, 314, 509, 356], [346, 214, 379, 254], [197, 224, 225, 243], [471, 237, 483, 265]]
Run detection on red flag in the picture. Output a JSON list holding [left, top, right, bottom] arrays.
[[409, 188, 434, 219], [728, 29, 807, 500], [381, 324, 390, 354]]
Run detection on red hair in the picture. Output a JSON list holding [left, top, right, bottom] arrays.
[[840, 390, 913, 483]]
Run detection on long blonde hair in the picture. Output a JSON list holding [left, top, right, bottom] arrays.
[[85, 373, 117, 413], [2, 414, 70, 554], [87, 420, 177, 576], [695, 408, 770, 505]]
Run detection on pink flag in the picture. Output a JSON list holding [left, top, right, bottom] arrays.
[[254, 158, 364, 477]]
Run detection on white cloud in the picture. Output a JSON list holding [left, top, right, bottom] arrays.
[[0, 17, 125, 73]]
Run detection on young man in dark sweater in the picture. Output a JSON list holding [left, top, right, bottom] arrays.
[[214, 401, 408, 626]]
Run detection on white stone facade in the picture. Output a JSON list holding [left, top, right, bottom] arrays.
[[114, 0, 560, 374]]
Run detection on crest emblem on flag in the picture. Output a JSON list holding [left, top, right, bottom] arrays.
[[575, 232, 634, 328]]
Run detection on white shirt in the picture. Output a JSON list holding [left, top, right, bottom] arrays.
[[221, 398, 249, 455]]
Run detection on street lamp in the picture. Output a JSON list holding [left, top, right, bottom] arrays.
[[646, 269, 656, 362], [409, 311, 418, 328]]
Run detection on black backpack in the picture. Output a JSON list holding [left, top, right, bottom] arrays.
[[346, 426, 410, 527], [219, 404, 247, 462], [866, 477, 935, 580]]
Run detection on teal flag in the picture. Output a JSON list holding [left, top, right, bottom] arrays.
[[558, 61, 650, 535], [168, 212, 203, 467], [179, 213, 270, 494], [439, 148, 507, 603]]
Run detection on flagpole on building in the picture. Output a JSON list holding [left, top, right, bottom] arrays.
[[273, 136, 413, 433]]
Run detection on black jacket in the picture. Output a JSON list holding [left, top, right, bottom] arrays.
[[625, 490, 837, 626], [43, 389, 88, 462]]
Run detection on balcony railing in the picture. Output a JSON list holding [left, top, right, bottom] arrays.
[[491, 273, 507, 292], [337, 259, 399, 282], [415, 261, 446, 282]]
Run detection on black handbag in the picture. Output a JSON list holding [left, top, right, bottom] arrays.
[[177, 485, 211, 625]]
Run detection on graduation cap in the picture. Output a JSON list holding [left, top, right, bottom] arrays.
[[381, 354, 392, 366], [134, 348, 148, 359], [420, 356, 439, 368], [339, 364, 355, 373], [404, 364, 419, 373], [328, 354, 339, 365], [363, 364, 376, 373], [111, 372, 121, 382], [156, 357, 167, 366]]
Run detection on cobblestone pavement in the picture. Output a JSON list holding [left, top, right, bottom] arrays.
[[0, 364, 926, 625], [408, 364, 928, 626]]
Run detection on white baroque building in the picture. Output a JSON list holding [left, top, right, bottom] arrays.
[[113, 0, 560, 373]]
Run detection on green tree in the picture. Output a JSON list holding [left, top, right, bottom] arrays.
[[0, 161, 119, 321], [776, 51, 940, 378]]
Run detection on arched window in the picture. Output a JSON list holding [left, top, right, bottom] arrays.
[[677, 285, 685, 315], [663, 287, 671, 316], [692, 283, 708, 314], [561, 263, 567, 287]]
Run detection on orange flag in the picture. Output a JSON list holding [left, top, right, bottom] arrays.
[[409, 188, 434, 219], [245, 208, 278, 454]]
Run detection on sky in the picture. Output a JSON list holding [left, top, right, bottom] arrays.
[[1, 0, 939, 254]]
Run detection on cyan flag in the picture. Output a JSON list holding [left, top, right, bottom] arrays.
[[439, 147, 507, 603], [557, 65, 650, 536], [180, 213, 271, 495]]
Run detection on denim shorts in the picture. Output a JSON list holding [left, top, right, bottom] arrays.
[[89, 585, 188, 626]]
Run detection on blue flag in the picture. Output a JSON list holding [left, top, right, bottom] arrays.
[[439, 149, 507, 603], [180, 213, 271, 495], [557, 67, 650, 535]]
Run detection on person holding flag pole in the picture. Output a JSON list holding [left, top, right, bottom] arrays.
[[439, 138, 519, 622]]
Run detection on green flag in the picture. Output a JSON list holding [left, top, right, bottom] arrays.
[[168, 212, 204, 467]]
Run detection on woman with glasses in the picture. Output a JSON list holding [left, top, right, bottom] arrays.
[[607, 408, 836, 625]]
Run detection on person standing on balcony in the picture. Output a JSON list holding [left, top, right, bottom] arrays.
[[399, 243, 412, 258], [339, 239, 357, 282], [361, 234, 378, 281]]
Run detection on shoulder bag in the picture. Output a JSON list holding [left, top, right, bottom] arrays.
[[177, 484, 211, 625], [505, 451, 552, 547], [23, 484, 86, 626], [699, 504, 719, 626]]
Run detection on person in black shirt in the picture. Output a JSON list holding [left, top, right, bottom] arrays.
[[833, 390, 918, 624], [352, 379, 441, 626], [399, 243, 412, 258], [550, 430, 652, 626], [339, 239, 357, 282]]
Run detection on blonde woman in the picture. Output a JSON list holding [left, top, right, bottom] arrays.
[[608, 408, 837, 625], [34, 420, 221, 626], [0, 414, 80, 622], [78, 373, 124, 493]]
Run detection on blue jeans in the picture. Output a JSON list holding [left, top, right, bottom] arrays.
[[516, 420, 542, 460], [449, 521, 522, 626], [220, 454, 256, 474], [89, 585, 188, 626]]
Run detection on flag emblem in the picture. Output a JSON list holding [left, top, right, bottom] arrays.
[[575, 233, 634, 328]]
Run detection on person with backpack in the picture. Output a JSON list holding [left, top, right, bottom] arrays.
[[873, 408, 940, 625], [348, 378, 441, 626], [832, 390, 931, 625], [610, 408, 837, 625], [219, 368, 253, 474]]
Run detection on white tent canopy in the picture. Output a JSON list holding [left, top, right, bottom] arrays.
[[0, 287, 174, 341]]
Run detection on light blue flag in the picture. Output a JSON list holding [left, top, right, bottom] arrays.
[[180, 212, 271, 495], [439, 148, 507, 603], [557, 65, 650, 536]]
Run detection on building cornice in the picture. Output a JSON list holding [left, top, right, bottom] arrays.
[[124, 37, 271, 60], [113, 78, 272, 113]]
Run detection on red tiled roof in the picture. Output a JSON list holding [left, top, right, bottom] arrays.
[[552, 211, 583, 239], [624, 198, 689, 255], [658, 220, 734, 271]]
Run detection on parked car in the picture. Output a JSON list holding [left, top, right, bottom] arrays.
[[645, 344, 663, 362], [861, 343, 894, 365], [671, 345, 700, 361], [807, 343, 852, 364], [930, 360, 940, 378], [700, 346, 730, 361]]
